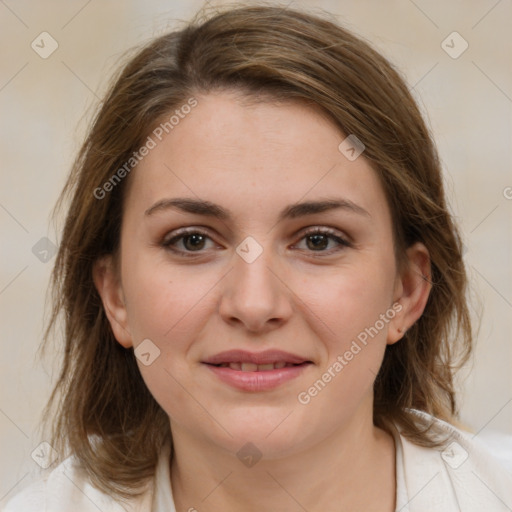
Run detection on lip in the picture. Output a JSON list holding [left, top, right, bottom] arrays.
[[202, 349, 313, 392], [204, 362, 311, 392], [202, 349, 310, 366]]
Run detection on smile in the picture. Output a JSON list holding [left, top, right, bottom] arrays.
[[211, 361, 302, 371], [203, 361, 312, 392]]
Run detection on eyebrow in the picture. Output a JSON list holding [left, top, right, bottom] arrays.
[[144, 197, 371, 221]]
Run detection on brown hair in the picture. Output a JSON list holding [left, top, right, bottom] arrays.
[[42, 2, 472, 499]]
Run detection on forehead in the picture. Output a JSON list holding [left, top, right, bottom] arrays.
[[124, 91, 389, 224]]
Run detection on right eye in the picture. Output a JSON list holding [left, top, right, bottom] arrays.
[[162, 228, 218, 256]]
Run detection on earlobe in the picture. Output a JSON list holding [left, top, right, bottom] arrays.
[[92, 255, 133, 348], [387, 242, 432, 345]]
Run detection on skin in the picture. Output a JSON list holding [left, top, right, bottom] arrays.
[[94, 90, 431, 512]]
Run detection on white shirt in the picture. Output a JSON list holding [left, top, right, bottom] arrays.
[[3, 411, 512, 511]]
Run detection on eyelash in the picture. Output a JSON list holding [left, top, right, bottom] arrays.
[[161, 227, 352, 258]]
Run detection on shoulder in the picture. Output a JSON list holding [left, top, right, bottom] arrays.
[[397, 410, 512, 511], [1, 455, 152, 512]]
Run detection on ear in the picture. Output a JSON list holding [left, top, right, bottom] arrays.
[[92, 255, 133, 348], [387, 242, 432, 345]]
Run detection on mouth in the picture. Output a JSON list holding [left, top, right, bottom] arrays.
[[202, 350, 313, 392], [206, 361, 311, 371], [202, 349, 312, 366]]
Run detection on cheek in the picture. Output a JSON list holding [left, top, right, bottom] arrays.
[[121, 256, 214, 421], [295, 270, 395, 419], [122, 252, 210, 341], [297, 252, 396, 401], [309, 257, 396, 340]]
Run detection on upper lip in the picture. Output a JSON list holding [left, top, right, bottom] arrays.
[[203, 349, 311, 365]]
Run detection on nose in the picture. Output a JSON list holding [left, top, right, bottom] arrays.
[[218, 242, 293, 333]]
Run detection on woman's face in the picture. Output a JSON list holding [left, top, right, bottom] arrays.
[[95, 91, 429, 458]]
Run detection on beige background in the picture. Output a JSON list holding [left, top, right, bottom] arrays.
[[1, 0, 511, 501]]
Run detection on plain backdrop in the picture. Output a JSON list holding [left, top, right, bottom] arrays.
[[1, 0, 511, 501]]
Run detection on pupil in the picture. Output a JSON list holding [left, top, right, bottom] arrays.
[[185, 234, 205, 250], [308, 234, 327, 250]]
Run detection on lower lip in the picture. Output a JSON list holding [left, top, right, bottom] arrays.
[[203, 363, 311, 392]]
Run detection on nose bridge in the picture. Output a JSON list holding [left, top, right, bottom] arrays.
[[218, 235, 292, 330], [235, 238, 275, 293]]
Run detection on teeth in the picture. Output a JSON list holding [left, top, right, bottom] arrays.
[[220, 362, 299, 371], [241, 362, 258, 372]]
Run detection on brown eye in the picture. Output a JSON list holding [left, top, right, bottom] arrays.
[[162, 229, 215, 256], [306, 233, 330, 251], [294, 228, 351, 254], [182, 233, 207, 251]]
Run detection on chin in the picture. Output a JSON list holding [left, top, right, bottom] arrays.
[[209, 411, 306, 457]]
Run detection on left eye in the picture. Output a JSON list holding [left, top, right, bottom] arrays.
[[294, 228, 350, 252], [162, 228, 350, 256]]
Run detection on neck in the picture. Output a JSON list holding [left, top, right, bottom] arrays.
[[169, 413, 396, 512]]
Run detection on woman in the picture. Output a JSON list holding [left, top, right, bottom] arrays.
[[4, 4, 511, 511]]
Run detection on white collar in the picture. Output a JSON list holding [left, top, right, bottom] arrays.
[[151, 443, 176, 512], [150, 413, 512, 512]]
